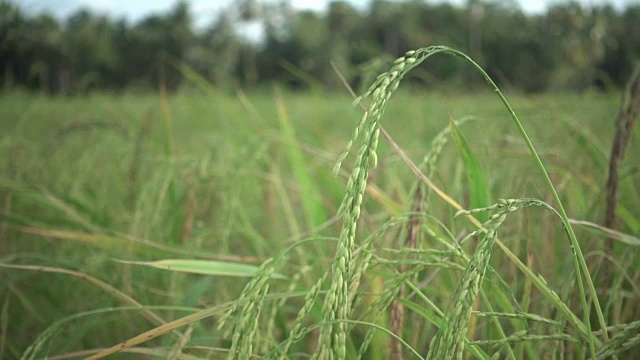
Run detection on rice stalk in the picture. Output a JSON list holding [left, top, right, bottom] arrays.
[[312, 53, 399, 360], [274, 274, 326, 358], [472, 311, 561, 326], [334, 65, 472, 358], [468, 331, 578, 346], [389, 186, 423, 360], [261, 271, 302, 355], [220, 258, 276, 359], [334, 54, 516, 358], [603, 65, 640, 305], [355, 47, 605, 353], [595, 320, 640, 359], [519, 209, 535, 358], [427, 198, 569, 359], [356, 270, 417, 360], [426, 201, 511, 360], [353, 215, 468, 358], [321, 47, 471, 360]]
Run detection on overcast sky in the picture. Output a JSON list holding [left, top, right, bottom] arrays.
[[18, 0, 638, 25]]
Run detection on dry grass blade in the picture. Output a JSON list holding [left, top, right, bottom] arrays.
[[604, 65, 640, 232], [84, 304, 229, 359], [84, 289, 309, 359], [167, 326, 192, 360], [603, 66, 640, 304]]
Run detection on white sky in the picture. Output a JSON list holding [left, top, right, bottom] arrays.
[[17, 0, 638, 25]]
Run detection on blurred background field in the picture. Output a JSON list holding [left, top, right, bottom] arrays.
[[2, 88, 638, 357], [1, 0, 639, 358]]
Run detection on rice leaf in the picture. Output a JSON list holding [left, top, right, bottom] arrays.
[[274, 86, 328, 231], [114, 259, 288, 280], [449, 115, 490, 222]]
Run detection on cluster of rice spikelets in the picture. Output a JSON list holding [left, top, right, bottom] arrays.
[[272, 275, 326, 358], [218, 258, 276, 359], [316, 47, 487, 358], [312, 48, 447, 359], [426, 198, 566, 359], [595, 320, 640, 359], [217, 45, 618, 359], [388, 116, 472, 359]]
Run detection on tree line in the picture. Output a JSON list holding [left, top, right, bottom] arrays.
[[1, 0, 639, 94]]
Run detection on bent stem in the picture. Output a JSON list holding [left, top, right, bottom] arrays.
[[440, 47, 607, 356], [336, 48, 605, 356]]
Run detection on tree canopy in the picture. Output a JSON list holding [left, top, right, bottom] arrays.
[[1, 0, 639, 94]]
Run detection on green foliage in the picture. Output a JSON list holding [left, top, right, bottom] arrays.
[[2, 1, 640, 93], [0, 49, 639, 359], [449, 116, 490, 222]]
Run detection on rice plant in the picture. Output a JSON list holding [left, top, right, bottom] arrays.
[[1, 46, 638, 359]]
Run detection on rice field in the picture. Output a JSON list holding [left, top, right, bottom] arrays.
[[1, 53, 639, 359]]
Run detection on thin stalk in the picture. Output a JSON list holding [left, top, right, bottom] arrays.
[[334, 46, 606, 357], [334, 58, 597, 352], [442, 48, 607, 355], [381, 123, 595, 343]]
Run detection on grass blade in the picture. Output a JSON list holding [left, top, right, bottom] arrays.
[[273, 85, 328, 231], [449, 114, 490, 222], [114, 259, 288, 280]]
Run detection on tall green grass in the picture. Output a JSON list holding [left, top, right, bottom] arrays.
[[0, 47, 638, 359]]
